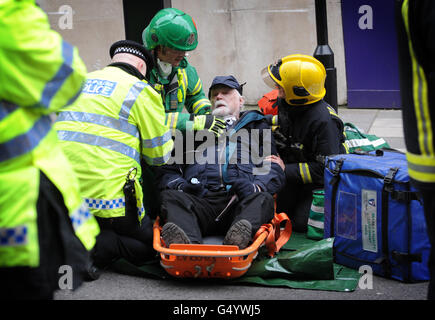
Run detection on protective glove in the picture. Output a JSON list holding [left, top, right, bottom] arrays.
[[177, 178, 206, 197], [229, 179, 261, 200], [193, 115, 226, 137]]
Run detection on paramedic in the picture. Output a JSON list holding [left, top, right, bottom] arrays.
[[155, 75, 285, 249], [141, 8, 226, 219], [396, 0, 435, 300], [142, 8, 226, 135], [0, 0, 100, 299], [261, 54, 346, 232], [54, 40, 174, 272]]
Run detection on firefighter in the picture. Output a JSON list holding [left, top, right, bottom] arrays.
[[261, 54, 346, 232], [142, 8, 226, 135], [54, 40, 174, 273], [0, 0, 100, 299], [396, 0, 435, 300]]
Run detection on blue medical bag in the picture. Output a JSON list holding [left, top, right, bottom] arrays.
[[324, 150, 431, 282]]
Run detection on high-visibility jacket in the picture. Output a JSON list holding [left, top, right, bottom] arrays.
[[0, 0, 100, 268], [149, 57, 212, 132], [55, 66, 174, 221], [397, 0, 435, 188]]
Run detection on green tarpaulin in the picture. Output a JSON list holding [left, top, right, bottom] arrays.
[[110, 232, 361, 292]]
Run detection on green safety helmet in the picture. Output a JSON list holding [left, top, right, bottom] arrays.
[[142, 8, 198, 51]]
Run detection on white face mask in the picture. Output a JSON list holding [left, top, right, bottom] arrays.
[[157, 58, 173, 78]]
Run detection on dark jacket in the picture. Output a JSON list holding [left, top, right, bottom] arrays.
[[274, 99, 346, 187], [155, 110, 285, 195], [396, 0, 435, 190]]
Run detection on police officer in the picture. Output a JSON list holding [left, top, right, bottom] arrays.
[[142, 8, 226, 136], [396, 0, 435, 300], [261, 54, 346, 232], [54, 40, 174, 272], [0, 0, 100, 299]]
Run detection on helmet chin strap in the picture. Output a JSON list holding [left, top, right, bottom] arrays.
[[157, 58, 172, 78]]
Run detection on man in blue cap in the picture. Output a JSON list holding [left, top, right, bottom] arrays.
[[154, 76, 285, 249]]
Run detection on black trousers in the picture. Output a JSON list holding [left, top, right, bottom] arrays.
[[0, 171, 91, 300], [159, 190, 274, 244], [276, 183, 315, 232], [92, 206, 155, 268]]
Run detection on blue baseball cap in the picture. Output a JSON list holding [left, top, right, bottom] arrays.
[[208, 75, 246, 98]]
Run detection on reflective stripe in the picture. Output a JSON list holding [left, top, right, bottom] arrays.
[[57, 111, 139, 138], [84, 197, 144, 219], [327, 105, 338, 118], [180, 69, 188, 92], [307, 218, 324, 229], [299, 163, 312, 184], [407, 152, 435, 183], [84, 197, 126, 210], [167, 112, 179, 135], [190, 78, 202, 96], [39, 40, 74, 109], [402, 0, 434, 156], [119, 81, 149, 120], [0, 101, 19, 121], [142, 148, 172, 165], [178, 69, 187, 103], [310, 204, 324, 214], [408, 162, 435, 175], [70, 202, 92, 231], [142, 129, 172, 149], [192, 99, 211, 114], [0, 225, 28, 246], [0, 115, 52, 162], [345, 137, 387, 148], [57, 130, 141, 164]]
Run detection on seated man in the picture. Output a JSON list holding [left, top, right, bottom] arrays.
[[155, 76, 286, 249], [261, 54, 346, 232]]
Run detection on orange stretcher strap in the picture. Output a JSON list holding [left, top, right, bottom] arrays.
[[253, 212, 292, 257]]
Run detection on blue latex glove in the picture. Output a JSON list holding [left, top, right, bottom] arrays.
[[229, 179, 261, 200]]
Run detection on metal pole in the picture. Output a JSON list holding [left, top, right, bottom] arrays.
[[313, 0, 338, 112]]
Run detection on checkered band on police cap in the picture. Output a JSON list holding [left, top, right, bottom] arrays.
[[109, 40, 152, 64]]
